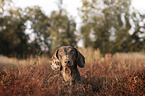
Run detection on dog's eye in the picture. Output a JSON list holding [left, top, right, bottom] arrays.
[[59, 52, 63, 55], [59, 50, 63, 55], [69, 50, 75, 54]]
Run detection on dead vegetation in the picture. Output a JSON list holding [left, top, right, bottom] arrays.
[[0, 48, 145, 95]]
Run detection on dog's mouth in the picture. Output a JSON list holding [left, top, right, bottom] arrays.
[[64, 65, 73, 67]]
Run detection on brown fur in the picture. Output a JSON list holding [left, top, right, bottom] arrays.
[[50, 46, 85, 94]]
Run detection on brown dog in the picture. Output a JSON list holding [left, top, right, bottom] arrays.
[[50, 46, 85, 94]]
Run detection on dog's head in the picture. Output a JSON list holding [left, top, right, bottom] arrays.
[[50, 46, 85, 70]]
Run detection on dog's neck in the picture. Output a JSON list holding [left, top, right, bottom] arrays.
[[61, 66, 81, 84]]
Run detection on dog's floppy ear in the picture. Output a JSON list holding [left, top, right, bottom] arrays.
[[74, 48, 85, 68], [49, 49, 60, 70]]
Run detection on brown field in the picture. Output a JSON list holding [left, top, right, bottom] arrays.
[[0, 48, 145, 95]]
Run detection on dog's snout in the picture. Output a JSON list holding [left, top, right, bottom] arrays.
[[64, 60, 70, 64]]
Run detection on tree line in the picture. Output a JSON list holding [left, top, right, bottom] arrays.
[[80, 0, 145, 54], [0, 0, 145, 58]]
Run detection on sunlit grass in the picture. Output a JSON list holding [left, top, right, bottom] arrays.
[[0, 48, 145, 95]]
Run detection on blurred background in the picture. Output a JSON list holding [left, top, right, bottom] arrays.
[[0, 0, 145, 58]]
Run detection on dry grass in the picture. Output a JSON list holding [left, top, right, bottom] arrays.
[[0, 49, 145, 95]]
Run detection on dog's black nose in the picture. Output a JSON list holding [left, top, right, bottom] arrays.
[[65, 60, 70, 64]]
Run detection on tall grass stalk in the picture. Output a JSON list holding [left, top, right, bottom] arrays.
[[0, 48, 145, 95]]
